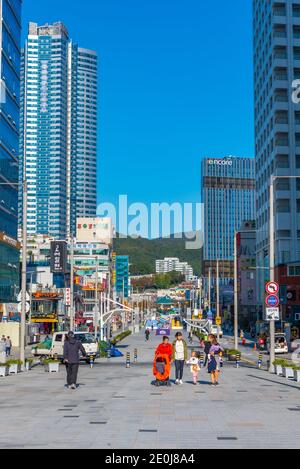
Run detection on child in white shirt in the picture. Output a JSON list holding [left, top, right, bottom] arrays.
[[186, 351, 201, 385]]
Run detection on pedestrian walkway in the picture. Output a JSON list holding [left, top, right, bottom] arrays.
[[0, 330, 299, 449]]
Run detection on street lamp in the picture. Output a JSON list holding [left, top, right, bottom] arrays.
[[269, 175, 300, 373], [0, 180, 27, 368]]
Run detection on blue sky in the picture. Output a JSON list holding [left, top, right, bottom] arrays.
[[23, 0, 254, 211]]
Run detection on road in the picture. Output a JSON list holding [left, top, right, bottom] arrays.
[[0, 330, 300, 449]]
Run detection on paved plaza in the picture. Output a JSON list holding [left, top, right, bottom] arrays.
[[0, 331, 300, 449]]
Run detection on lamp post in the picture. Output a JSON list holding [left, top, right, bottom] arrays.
[[234, 231, 239, 350]]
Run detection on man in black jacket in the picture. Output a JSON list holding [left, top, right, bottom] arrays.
[[63, 332, 86, 390]]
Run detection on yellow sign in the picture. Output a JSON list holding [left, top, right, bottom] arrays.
[[216, 317, 222, 326], [31, 319, 58, 324]]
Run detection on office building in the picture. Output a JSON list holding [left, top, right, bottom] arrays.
[[74, 218, 112, 318], [253, 0, 300, 307], [0, 0, 22, 304], [202, 156, 255, 285], [20, 22, 97, 239], [116, 256, 129, 299], [237, 221, 257, 324]]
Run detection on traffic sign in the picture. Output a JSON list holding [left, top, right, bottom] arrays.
[[18, 302, 30, 314], [266, 307, 280, 321], [17, 291, 30, 302], [265, 295, 280, 308], [266, 282, 279, 295], [216, 317, 222, 326]]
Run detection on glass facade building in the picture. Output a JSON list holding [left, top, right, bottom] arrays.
[[202, 156, 255, 285], [20, 22, 97, 240], [0, 0, 22, 303], [253, 0, 300, 303], [116, 256, 129, 299]]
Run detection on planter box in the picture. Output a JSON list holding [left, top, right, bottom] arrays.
[[0, 366, 8, 377], [45, 362, 60, 373], [283, 367, 294, 380], [8, 364, 21, 375], [294, 370, 300, 383], [275, 365, 283, 376]]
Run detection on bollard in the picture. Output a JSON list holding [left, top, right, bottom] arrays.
[[134, 349, 138, 363], [200, 352, 205, 369], [90, 355, 94, 369], [258, 354, 263, 369], [126, 352, 131, 368], [219, 353, 224, 368], [236, 353, 241, 369]]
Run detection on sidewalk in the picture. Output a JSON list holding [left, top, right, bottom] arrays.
[[0, 330, 299, 449]]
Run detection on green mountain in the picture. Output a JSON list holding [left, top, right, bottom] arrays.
[[114, 234, 202, 276]]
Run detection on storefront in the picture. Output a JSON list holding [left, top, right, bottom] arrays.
[[31, 291, 63, 334]]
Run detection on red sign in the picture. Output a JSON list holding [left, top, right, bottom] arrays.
[[265, 295, 280, 308], [265, 282, 279, 295]]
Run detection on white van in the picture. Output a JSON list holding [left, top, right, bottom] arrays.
[[32, 332, 99, 363]]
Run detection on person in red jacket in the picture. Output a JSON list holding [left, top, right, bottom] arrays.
[[153, 336, 173, 387], [156, 336, 173, 361]]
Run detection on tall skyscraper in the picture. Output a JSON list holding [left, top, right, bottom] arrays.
[[0, 0, 22, 303], [253, 0, 300, 304], [20, 22, 97, 240], [202, 156, 255, 286]]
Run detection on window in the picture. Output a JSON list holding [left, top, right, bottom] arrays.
[[276, 154, 289, 168], [276, 179, 290, 190], [288, 265, 300, 276], [276, 199, 290, 212], [277, 230, 291, 238]]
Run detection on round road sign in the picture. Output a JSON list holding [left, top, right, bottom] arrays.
[[265, 295, 279, 308], [266, 282, 279, 295]]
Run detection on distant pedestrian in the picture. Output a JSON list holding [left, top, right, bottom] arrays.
[[5, 337, 12, 357], [208, 336, 224, 387], [186, 351, 201, 385], [172, 332, 188, 385], [145, 329, 150, 341], [0, 337, 6, 363], [63, 332, 86, 390], [204, 335, 214, 367]]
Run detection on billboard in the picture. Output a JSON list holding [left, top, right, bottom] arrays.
[[50, 241, 68, 274]]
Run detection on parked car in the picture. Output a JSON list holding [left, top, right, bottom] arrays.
[[32, 331, 99, 364], [267, 333, 288, 355]]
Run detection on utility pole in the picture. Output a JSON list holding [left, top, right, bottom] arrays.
[[94, 259, 99, 340], [216, 259, 220, 341], [234, 231, 239, 351], [269, 177, 275, 373], [20, 179, 28, 369], [100, 292, 104, 342], [208, 267, 211, 313], [69, 235, 75, 332]]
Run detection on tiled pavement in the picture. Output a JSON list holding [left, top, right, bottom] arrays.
[[0, 331, 300, 449]]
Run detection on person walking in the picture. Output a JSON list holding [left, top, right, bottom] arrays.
[[145, 329, 150, 341], [186, 351, 201, 385], [207, 336, 223, 387], [5, 337, 12, 357], [204, 335, 213, 368], [172, 332, 188, 385], [63, 331, 86, 390], [0, 336, 6, 364]]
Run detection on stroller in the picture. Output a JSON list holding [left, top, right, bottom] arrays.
[[153, 353, 171, 387]]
